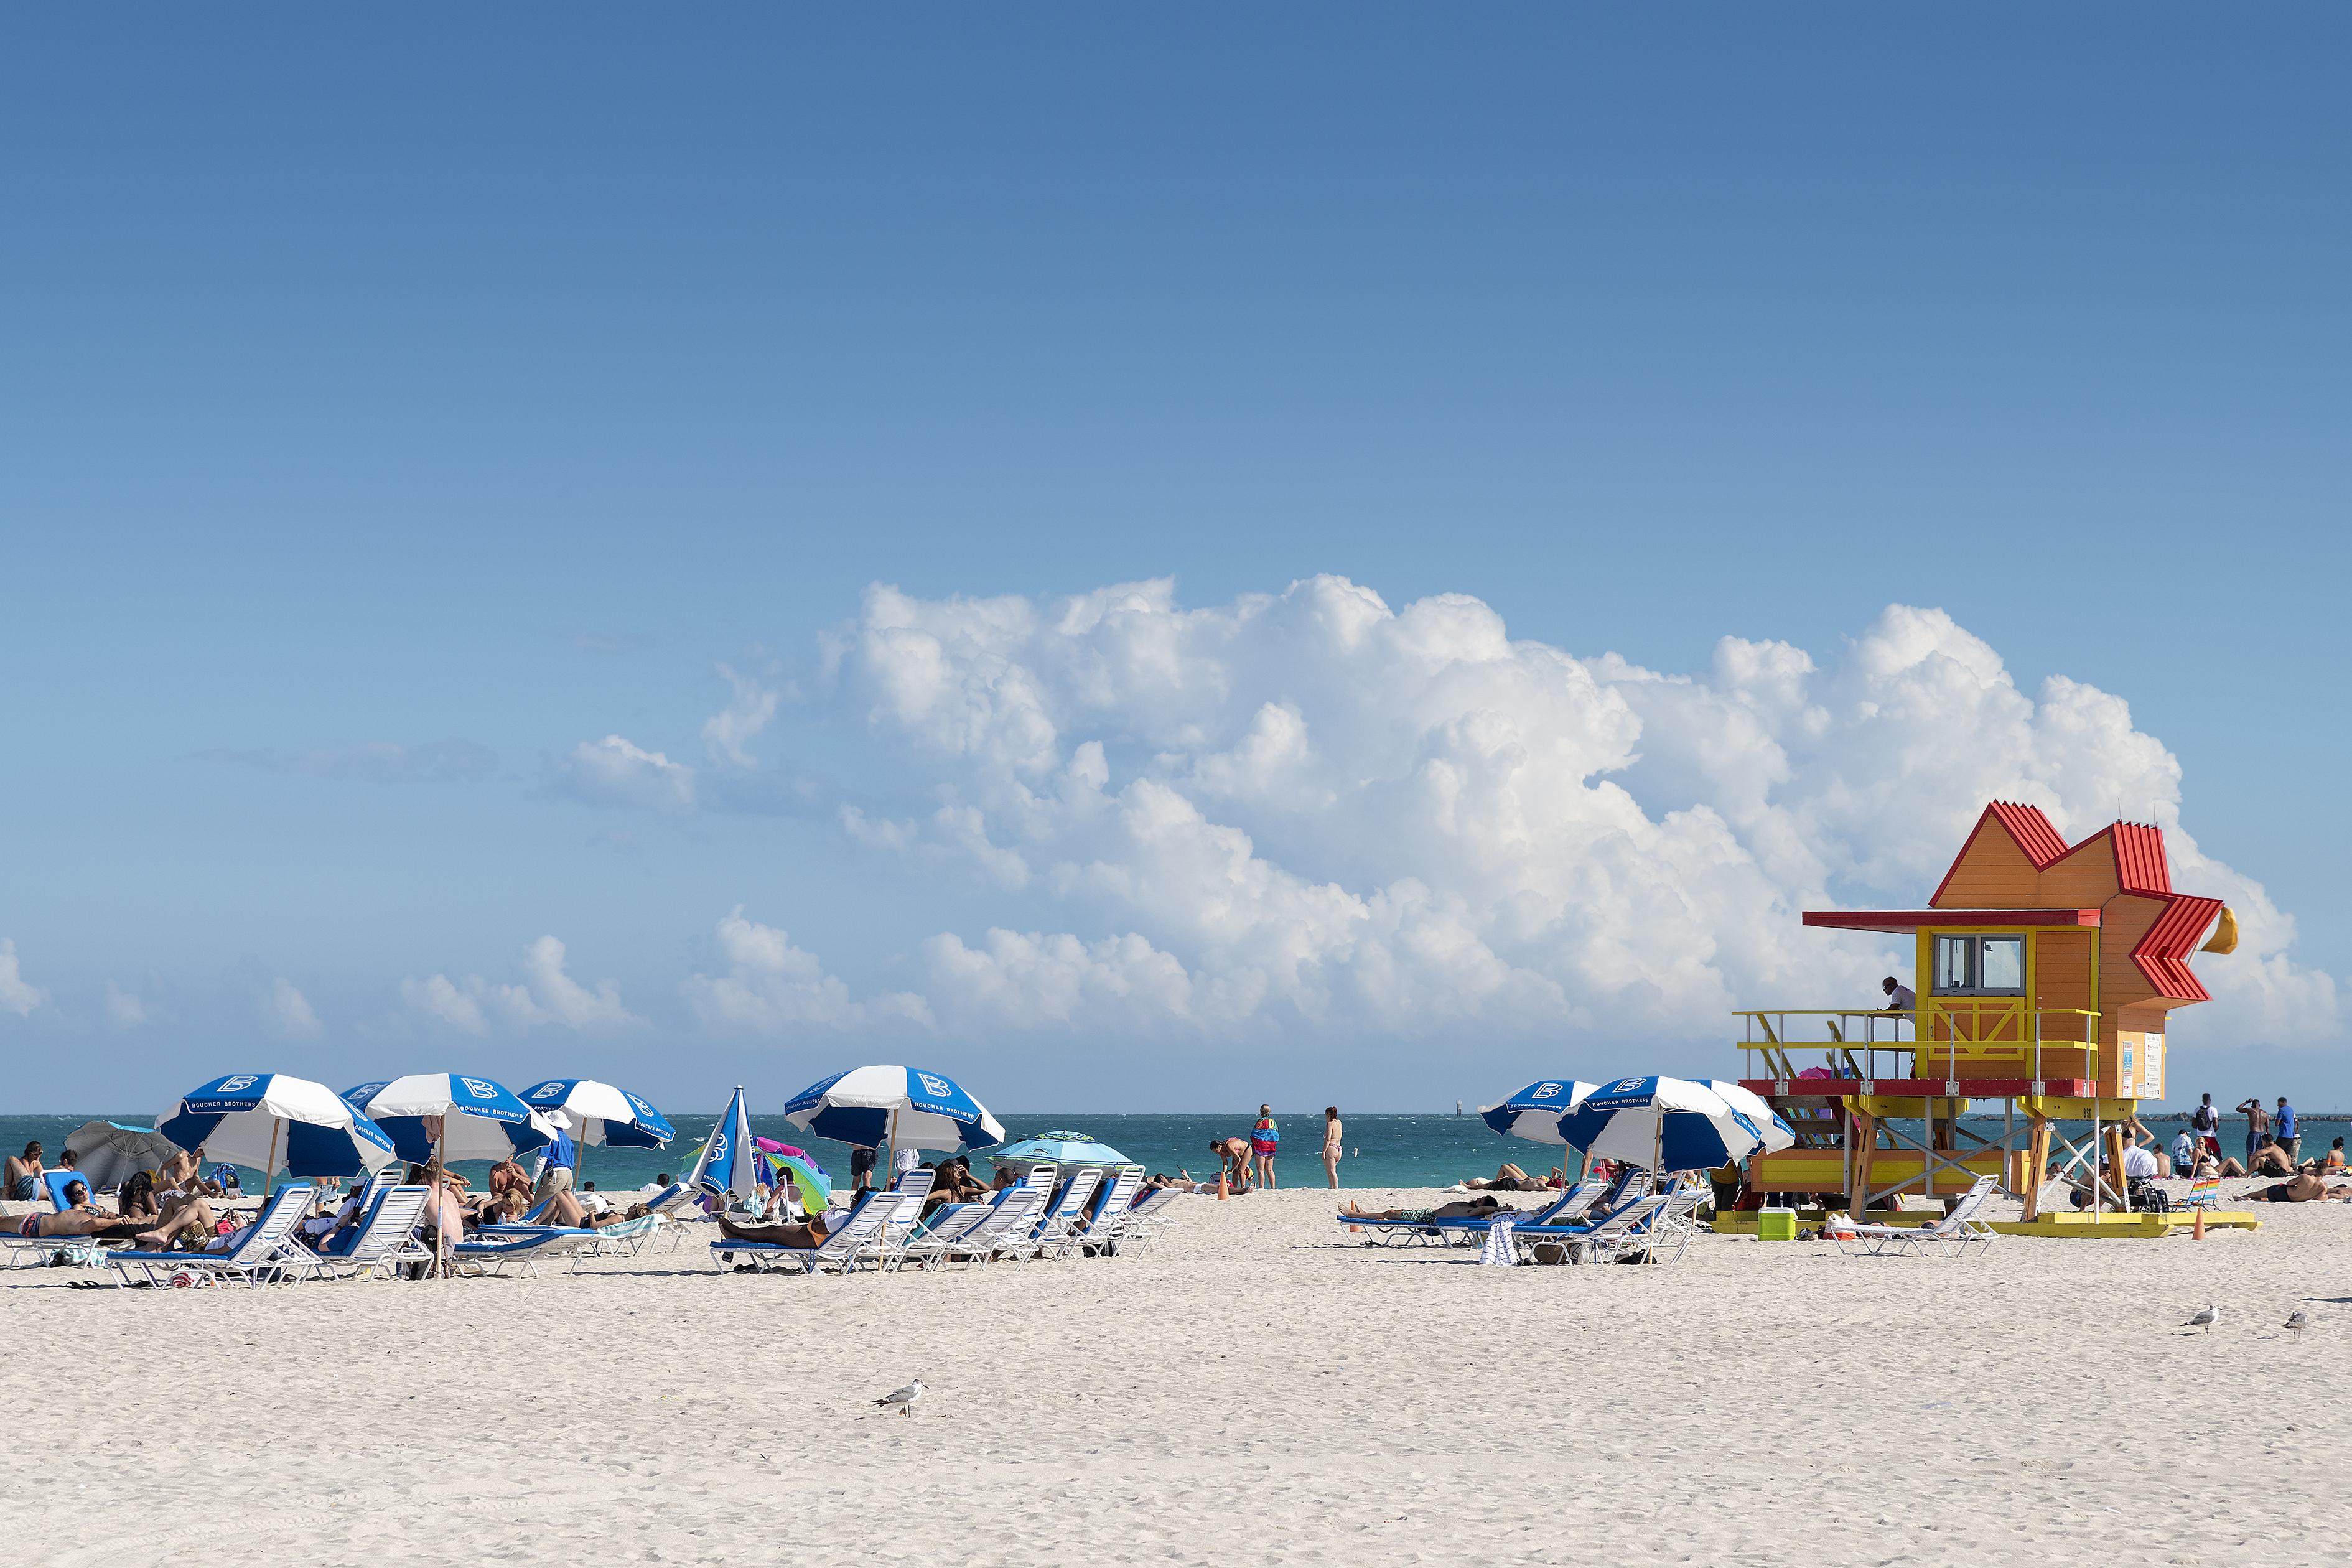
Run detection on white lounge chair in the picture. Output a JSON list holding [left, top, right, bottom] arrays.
[[453, 1225, 602, 1277], [1073, 1169, 1143, 1256], [1020, 1169, 1104, 1261], [313, 1185, 432, 1280], [1112, 1186, 1185, 1254], [940, 1172, 1054, 1269], [713, 1192, 894, 1276], [894, 1202, 995, 1271], [108, 1185, 321, 1288], [1831, 1174, 2000, 1259], [1546, 1192, 1673, 1265]]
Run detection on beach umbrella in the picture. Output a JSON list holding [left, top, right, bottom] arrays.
[[686, 1086, 760, 1203], [1556, 1075, 1778, 1174], [782, 1065, 1006, 1155], [989, 1131, 1136, 1174], [1698, 1080, 1797, 1156], [1479, 1081, 1598, 1144], [513, 1079, 676, 1148], [341, 1074, 560, 1164], [754, 1138, 833, 1213], [62, 1120, 181, 1191], [157, 1073, 400, 1190]]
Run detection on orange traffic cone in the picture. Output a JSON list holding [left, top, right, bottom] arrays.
[[1217, 1172, 1229, 1201], [2193, 1205, 2205, 1241]]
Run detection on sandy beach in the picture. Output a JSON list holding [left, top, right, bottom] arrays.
[[7, 1183, 2351, 1567]]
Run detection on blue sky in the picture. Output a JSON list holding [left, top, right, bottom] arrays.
[[4, 7, 2346, 1113]]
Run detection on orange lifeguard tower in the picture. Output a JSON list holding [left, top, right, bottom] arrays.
[[1735, 801, 2249, 1234]]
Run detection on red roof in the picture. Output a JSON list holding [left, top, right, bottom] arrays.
[[1803, 908, 2101, 935], [1930, 801, 2069, 905], [2110, 823, 2172, 895], [2133, 894, 2221, 1002]]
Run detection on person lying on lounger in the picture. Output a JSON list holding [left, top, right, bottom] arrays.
[[714, 1211, 831, 1249], [132, 1188, 236, 1249], [19, 1181, 143, 1239], [1339, 1195, 1544, 1223], [527, 1187, 651, 1230], [1462, 1162, 1564, 1192]]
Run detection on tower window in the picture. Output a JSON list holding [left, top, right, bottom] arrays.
[[1933, 935, 2025, 997]]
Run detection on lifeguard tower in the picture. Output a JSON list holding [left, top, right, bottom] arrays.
[[1735, 801, 2251, 1234]]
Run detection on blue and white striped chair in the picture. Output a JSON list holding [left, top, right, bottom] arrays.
[[108, 1184, 321, 1288], [713, 1190, 895, 1276]]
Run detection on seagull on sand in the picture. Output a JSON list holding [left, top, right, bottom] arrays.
[[2285, 1310, 2308, 1338], [2184, 1304, 2219, 1334], [872, 1379, 926, 1417]]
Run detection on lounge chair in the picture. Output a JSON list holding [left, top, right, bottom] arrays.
[[2, 1226, 123, 1270], [1111, 1186, 1186, 1254], [108, 1184, 321, 1288], [712, 1191, 894, 1276], [937, 1171, 1055, 1269], [1338, 1170, 1646, 1248], [454, 1225, 601, 1277], [2178, 1175, 2223, 1211], [312, 1185, 432, 1280], [893, 1202, 995, 1271], [1019, 1169, 1104, 1261], [1073, 1169, 1144, 1256], [861, 1172, 937, 1271], [1545, 1192, 1674, 1264], [1830, 1174, 2000, 1259]]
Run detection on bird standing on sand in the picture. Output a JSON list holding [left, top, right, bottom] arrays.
[[2184, 1305, 2219, 1334], [2285, 1310, 2308, 1338], [873, 1379, 925, 1416]]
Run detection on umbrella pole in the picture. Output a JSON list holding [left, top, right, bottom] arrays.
[[263, 1120, 280, 1205], [430, 1132, 450, 1279], [886, 1106, 898, 1192]]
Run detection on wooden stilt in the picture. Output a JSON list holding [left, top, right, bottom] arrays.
[[1847, 1108, 1877, 1215], [2020, 1113, 2050, 1222]]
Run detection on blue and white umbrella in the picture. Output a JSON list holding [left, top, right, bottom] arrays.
[[1699, 1080, 1797, 1156], [783, 1065, 1006, 1153], [1480, 1080, 1598, 1144], [1556, 1075, 1791, 1173], [513, 1079, 677, 1148], [686, 1085, 760, 1202], [990, 1131, 1136, 1174], [158, 1073, 400, 1183], [341, 1073, 560, 1164]]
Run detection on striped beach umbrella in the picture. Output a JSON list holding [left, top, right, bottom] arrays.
[[514, 1079, 677, 1148], [686, 1086, 761, 1202], [342, 1074, 560, 1164], [1556, 1075, 1778, 1174], [158, 1073, 400, 1184], [1480, 1081, 1597, 1144], [782, 1065, 1006, 1153]]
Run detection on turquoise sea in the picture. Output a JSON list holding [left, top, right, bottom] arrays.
[[6, 1110, 2342, 1197]]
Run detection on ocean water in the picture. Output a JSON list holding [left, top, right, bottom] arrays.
[[7, 1110, 2342, 1196]]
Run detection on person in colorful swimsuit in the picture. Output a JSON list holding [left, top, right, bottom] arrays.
[[1251, 1106, 1279, 1190]]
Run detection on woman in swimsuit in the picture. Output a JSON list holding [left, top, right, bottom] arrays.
[[1322, 1108, 1343, 1190]]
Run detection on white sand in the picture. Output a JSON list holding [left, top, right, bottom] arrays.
[[7, 1184, 2351, 1566]]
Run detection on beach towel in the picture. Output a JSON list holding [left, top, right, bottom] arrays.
[[1478, 1219, 1516, 1266], [1251, 1118, 1279, 1155]]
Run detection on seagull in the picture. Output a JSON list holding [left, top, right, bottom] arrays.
[[2184, 1304, 2219, 1334], [872, 1379, 925, 1417], [2286, 1310, 2308, 1338]]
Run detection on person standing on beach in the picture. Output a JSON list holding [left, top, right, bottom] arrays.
[[2236, 1096, 2271, 1167], [1209, 1136, 1251, 1192], [2191, 1093, 2221, 1156], [1251, 1106, 1280, 1189], [2275, 1096, 2299, 1165], [1321, 1106, 1343, 1189]]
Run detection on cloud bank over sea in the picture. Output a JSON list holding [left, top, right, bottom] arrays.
[[631, 577, 2339, 1057]]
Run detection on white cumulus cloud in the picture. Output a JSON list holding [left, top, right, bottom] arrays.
[[556, 735, 698, 810], [403, 935, 640, 1033], [0, 940, 47, 1018], [682, 908, 931, 1032], [814, 577, 2336, 1056], [263, 977, 322, 1040], [702, 662, 780, 767]]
